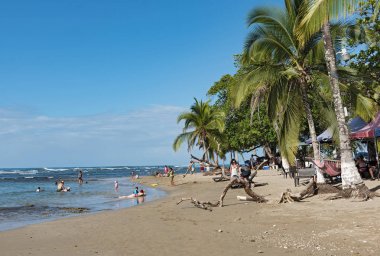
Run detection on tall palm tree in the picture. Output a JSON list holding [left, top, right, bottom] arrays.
[[173, 98, 225, 162], [236, 0, 336, 183], [298, 0, 372, 188]]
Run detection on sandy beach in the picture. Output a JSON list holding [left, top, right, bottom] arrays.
[[1, 170, 380, 256]]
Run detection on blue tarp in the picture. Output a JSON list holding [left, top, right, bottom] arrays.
[[306, 116, 367, 144], [349, 116, 368, 133], [375, 128, 380, 137]]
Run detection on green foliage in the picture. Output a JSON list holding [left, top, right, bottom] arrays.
[[173, 98, 225, 161], [208, 73, 277, 155], [348, 0, 380, 105]]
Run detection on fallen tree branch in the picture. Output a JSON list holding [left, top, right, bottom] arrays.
[[177, 197, 220, 211], [325, 183, 377, 201]]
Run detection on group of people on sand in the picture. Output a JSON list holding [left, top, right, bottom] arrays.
[[182, 160, 210, 178], [155, 166, 175, 185]]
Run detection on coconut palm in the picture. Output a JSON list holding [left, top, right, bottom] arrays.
[[298, 0, 372, 188], [236, 0, 336, 183], [237, 0, 377, 185], [173, 98, 225, 162]]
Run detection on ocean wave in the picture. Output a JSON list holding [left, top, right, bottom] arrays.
[[43, 168, 69, 172], [102, 168, 119, 171], [0, 170, 39, 175]]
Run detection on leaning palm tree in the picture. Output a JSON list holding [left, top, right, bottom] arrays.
[[173, 98, 225, 162], [298, 0, 374, 190]]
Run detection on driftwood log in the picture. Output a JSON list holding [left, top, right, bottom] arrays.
[[177, 176, 267, 210], [219, 177, 267, 206], [176, 198, 220, 211], [278, 178, 317, 203], [326, 183, 380, 201]]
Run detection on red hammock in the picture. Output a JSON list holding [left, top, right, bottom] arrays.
[[312, 159, 341, 177]]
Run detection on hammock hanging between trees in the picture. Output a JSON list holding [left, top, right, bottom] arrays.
[[312, 159, 341, 177]]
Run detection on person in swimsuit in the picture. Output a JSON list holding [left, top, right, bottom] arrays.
[[169, 167, 175, 185], [78, 170, 83, 184], [133, 187, 139, 197]]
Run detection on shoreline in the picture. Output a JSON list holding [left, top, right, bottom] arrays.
[[0, 176, 167, 232], [1, 171, 380, 255]]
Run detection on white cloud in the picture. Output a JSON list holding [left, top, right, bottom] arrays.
[[0, 105, 193, 167]]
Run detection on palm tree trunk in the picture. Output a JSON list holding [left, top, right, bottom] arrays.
[[214, 152, 219, 166], [263, 144, 274, 159], [234, 151, 239, 162], [300, 80, 325, 183], [321, 22, 362, 188]]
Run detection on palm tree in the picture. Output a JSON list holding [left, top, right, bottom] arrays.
[[298, 0, 370, 188], [238, 0, 377, 186], [173, 98, 225, 162], [236, 0, 336, 183]]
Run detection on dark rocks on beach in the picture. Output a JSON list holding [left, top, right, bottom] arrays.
[[60, 207, 89, 213]]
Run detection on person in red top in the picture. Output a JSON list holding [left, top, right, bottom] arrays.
[[164, 165, 169, 176], [200, 162, 205, 172]]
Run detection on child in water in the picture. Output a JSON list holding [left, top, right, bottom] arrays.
[[114, 181, 119, 191], [133, 187, 139, 197]]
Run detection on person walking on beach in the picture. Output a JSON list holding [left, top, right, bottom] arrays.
[[114, 180, 119, 191], [169, 167, 175, 185], [164, 165, 169, 177], [78, 170, 83, 184], [183, 160, 195, 178]]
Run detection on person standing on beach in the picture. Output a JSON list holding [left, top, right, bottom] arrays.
[[200, 162, 205, 173], [164, 165, 169, 176], [114, 180, 119, 192], [183, 160, 195, 178], [229, 159, 240, 181], [169, 167, 175, 185]]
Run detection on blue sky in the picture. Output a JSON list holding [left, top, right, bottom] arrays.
[[0, 0, 280, 167]]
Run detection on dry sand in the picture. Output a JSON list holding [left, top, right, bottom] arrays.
[[1, 170, 380, 256]]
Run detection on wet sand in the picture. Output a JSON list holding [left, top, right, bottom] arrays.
[[1, 170, 380, 256]]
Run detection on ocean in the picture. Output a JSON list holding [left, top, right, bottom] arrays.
[[0, 165, 188, 231]]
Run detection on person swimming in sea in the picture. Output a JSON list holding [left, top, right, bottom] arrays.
[[57, 180, 70, 192], [133, 186, 139, 197]]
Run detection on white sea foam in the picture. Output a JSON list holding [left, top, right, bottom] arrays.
[[103, 168, 119, 170], [0, 170, 38, 175], [43, 168, 69, 172]]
